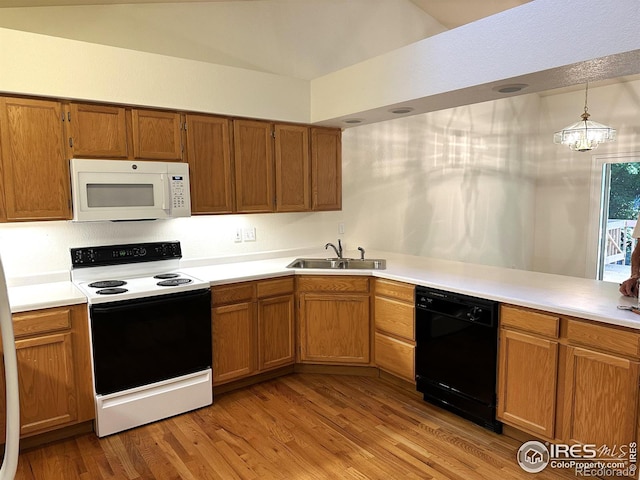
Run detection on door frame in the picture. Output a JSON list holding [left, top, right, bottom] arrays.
[[586, 151, 640, 280]]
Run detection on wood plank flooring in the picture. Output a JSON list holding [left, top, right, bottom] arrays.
[[14, 374, 578, 480]]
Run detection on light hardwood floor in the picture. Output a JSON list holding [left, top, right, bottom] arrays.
[[15, 374, 578, 480]]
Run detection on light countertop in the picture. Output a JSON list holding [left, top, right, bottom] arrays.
[[7, 249, 640, 330], [9, 281, 87, 314]]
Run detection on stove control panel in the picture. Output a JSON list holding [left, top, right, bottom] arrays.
[[71, 241, 182, 267]]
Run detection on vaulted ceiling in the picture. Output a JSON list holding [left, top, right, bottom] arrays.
[[0, 0, 532, 80]]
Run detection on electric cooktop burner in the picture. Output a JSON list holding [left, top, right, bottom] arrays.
[[157, 278, 193, 287], [154, 273, 180, 279], [71, 242, 210, 304], [89, 280, 127, 289], [96, 287, 129, 295]]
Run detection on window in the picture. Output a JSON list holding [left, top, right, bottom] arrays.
[[598, 161, 640, 283]]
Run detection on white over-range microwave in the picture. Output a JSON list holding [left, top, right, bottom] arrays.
[[70, 159, 191, 222]]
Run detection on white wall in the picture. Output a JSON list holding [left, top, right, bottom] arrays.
[[340, 94, 539, 270], [535, 79, 640, 278], [0, 212, 343, 280], [0, 28, 310, 123]]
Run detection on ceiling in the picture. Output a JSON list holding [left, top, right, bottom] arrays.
[[0, 0, 533, 80]]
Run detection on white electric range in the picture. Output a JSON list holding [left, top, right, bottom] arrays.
[[70, 241, 213, 437]]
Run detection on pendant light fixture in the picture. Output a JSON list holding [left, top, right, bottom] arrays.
[[553, 82, 616, 152]]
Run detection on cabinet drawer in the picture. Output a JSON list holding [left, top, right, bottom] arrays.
[[13, 307, 72, 338], [500, 305, 559, 338], [212, 282, 256, 306], [375, 279, 414, 303], [566, 319, 640, 359], [297, 276, 369, 293], [256, 277, 294, 298], [375, 296, 414, 340], [375, 333, 415, 382]]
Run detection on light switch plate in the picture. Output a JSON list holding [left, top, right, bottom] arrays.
[[243, 227, 256, 242]]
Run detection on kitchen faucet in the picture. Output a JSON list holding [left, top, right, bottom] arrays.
[[325, 240, 343, 258]]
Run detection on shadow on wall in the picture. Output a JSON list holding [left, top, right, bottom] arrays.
[[342, 94, 538, 270]]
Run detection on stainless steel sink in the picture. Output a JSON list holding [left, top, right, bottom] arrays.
[[286, 258, 386, 270]]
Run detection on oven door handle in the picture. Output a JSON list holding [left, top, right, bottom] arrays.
[[90, 288, 211, 314]]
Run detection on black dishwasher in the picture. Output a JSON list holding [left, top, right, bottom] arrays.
[[415, 286, 502, 433]]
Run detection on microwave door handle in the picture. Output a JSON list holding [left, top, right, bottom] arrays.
[[161, 174, 171, 211]]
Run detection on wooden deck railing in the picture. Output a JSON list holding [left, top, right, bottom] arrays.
[[604, 219, 638, 265]]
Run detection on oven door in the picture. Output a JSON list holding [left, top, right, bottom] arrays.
[[89, 289, 212, 395]]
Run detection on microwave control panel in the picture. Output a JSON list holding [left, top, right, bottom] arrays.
[[170, 175, 187, 210]]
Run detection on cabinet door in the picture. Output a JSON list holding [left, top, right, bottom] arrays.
[[0, 305, 93, 438], [233, 119, 274, 213], [311, 127, 341, 211], [274, 124, 309, 212], [299, 293, 370, 364], [66, 103, 128, 158], [258, 294, 295, 371], [212, 302, 255, 385], [497, 329, 558, 440], [15, 333, 78, 435], [561, 346, 639, 448], [185, 114, 234, 214], [0, 97, 71, 221], [131, 109, 183, 160]]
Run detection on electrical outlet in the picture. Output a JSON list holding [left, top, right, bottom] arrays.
[[234, 228, 243, 243], [338, 223, 345, 234], [243, 227, 256, 242]]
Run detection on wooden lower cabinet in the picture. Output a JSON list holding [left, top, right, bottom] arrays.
[[299, 293, 370, 364], [374, 333, 414, 381], [297, 276, 371, 365], [0, 305, 93, 438], [212, 278, 295, 386], [373, 279, 415, 382], [560, 343, 639, 449], [497, 328, 558, 440], [212, 301, 255, 385], [498, 304, 640, 453], [258, 294, 295, 370]]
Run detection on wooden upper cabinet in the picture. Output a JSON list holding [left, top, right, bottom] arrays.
[[233, 119, 274, 213], [65, 103, 128, 158], [0, 97, 71, 221], [274, 124, 310, 212], [311, 127, 341, 211], [130, 108, 183, 161], [185, 114, 234, 214]]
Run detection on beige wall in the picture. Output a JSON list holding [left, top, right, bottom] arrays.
[[0, 28, 310, 123], [340, 94, 538, 270], [535, 80, 640, 278]]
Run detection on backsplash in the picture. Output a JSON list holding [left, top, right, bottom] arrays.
[[0, 211, 342, 280]]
